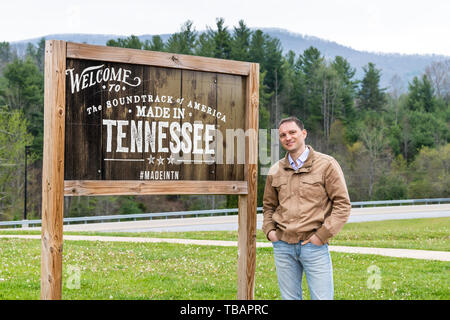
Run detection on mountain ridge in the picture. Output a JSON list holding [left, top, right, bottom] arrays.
[[9, 28, 449, 90]]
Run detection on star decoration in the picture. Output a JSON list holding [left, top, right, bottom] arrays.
[[167, 155, 176, 165], [147, 155, 155, 164], [157, 155, 165, 165]]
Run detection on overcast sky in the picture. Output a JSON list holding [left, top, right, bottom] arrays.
[[1, 0, 449, 56]]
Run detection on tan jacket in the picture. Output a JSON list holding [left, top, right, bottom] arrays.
[[262, 145, 351, 244]]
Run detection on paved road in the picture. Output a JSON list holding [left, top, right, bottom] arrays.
[[21, 203, 449, 233]]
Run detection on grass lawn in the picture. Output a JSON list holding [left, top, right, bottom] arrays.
[[0, 217, 449, 300], [0, 238, 449, 300]]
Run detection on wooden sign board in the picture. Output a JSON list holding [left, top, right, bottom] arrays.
[[65, 59, 246, 182], [42, 41, 259, 300]]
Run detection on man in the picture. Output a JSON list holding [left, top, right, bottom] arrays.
[[262, 116, 351, 300]]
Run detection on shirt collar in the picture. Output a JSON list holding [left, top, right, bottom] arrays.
[[288, 147, 310, 167]]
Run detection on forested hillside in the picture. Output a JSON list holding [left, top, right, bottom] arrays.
[[11, 27, 449, 89], [1, 19, 449, 221]]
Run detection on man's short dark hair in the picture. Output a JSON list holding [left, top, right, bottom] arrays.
[[278, 116, 304, 130]]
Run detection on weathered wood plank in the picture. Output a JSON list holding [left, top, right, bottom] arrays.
[[141, 67, 182, 180], [237, 194, 249, 299], [216, 73, 246, 181], [66, 42, 251, 76], [237, 63, 259, 300], [41, 40, 66, 300], [64, 59, 103, 180], [102, 62, 144, 179], [180, 70, 217, 180], [64, 180, 248, 196]]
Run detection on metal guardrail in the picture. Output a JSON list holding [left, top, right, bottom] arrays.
[[1, 198, 449, 228], [350, 198, 450, 207]]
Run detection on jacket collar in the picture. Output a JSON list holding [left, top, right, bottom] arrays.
[[280, 145, 315, 173]]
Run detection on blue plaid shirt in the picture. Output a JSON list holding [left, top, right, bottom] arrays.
[[288, 147, 310, 170]]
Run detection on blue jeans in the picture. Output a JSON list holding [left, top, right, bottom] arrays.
[[272, 240, 334, 300]]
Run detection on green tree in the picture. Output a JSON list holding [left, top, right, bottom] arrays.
[[0, 42, 16, 74], [357, 114, 391, 198], [296, 47, 325, 129], [166, 20, 197, 55], [0, 106, 34, 220], [264, 37, 284, 128], [0, 57, 44, 156], [68, 197, 99, 217], [331, 56, 358, 122], [206, 17, 232, 59], [282, 50, 306, 123], [106, 35, 143, 49], [66, 196, 120, 217], [408, 144, 450, 198], [143, 35, 166, 52], [195, 32, 215, 57], [372, 174, 408, 200], [118, 196, 147, 214], [248, 30, 266, 65], [310, 63, 342, 146], [398, 107, 448, 161], [340, 141, 368, 200], [358, 62, 386, 112], [409, 110, 448, 148], [25, 38, 45, 73], [407, 74, 436, 113], [0, 58, 43, 111], [279, 50, 299, 116], [230, 20, 252, 61], [262, 37, 284, 92]]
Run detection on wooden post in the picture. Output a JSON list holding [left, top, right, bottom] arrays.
[[41, 40, 66, 300], [237, 63, 259, 300]]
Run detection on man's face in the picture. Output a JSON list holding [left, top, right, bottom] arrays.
[[279, 121, 307, 154]]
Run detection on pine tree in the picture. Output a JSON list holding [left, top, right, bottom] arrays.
[[230, 20, 252, 61], [25, 38, 45, 73], [166, 20, 197, 55], [143, 35, 165, 52], [248, 30, 266, 65], [407, 74, 436, 113], [208, 18, 232, 59], [263, 36, 284, 128], [358, 62, 386, 112], [195, 32, 215, 57], [297, 47, 325, 129], [331, 56, 358, 123], [0, 42, 16, 74], [106, 35, 143, 49]]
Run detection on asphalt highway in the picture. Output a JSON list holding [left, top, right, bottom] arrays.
[[54, 204, 450, 233]]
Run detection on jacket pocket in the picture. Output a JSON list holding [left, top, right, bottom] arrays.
[[272, 176, 289, 201], [300, 175, 325, 198], [272, 208, 286, 229], [272, 176, 288, 187]]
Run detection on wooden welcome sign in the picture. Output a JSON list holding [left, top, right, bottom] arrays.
[[42, 40, 259, 300]]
